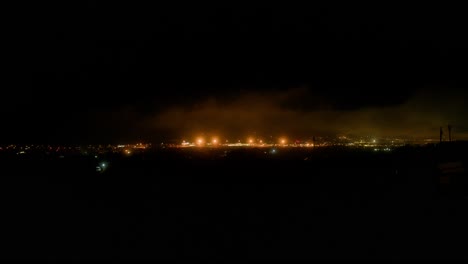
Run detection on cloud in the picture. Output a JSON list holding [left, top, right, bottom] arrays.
[[149, 87, 468, 140]]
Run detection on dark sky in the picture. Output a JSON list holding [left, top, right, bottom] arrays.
[[3, 3, 468, 143]]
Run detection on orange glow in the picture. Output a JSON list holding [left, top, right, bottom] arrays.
[[196, 138, 204, 145], [248, 138, 253, 144], [280, 138, 287, 144], [212, 138, 218, 144]]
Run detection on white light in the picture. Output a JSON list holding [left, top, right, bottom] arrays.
[[101, 163, 107, 168]]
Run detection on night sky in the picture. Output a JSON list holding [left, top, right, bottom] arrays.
[[3, 3, 468, 144]]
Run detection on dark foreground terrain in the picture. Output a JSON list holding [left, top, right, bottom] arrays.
[[1, 144, 468, 260]]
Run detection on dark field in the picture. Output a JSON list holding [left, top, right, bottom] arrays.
[[2, 144, 468, 260]]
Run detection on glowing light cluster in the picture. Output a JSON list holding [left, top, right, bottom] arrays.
[[183, 136, 294, 147]]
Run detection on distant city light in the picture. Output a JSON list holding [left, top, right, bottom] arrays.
[[212, 138, 218, 144], [248, 138, 253, 144], [99, 162, 108, 171]]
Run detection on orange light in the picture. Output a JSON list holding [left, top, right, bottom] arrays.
[[249, 139, 253, 144], [212, 138, 218, 144], [197, 138, 204, 145]]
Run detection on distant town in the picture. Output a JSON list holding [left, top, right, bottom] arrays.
[[0, 135, 447, 157]]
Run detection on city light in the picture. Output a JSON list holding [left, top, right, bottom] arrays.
[[0, 134, 418, 160], [196, 138, 204, 145], [98, 162, 108, 171]]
